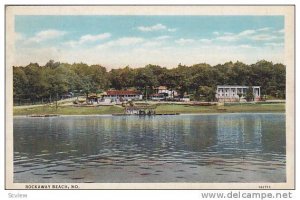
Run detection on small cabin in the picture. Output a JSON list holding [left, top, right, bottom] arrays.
[[152, 86, 178, 100], [86, 93, 101, 104], [102, 90, 143, 103]]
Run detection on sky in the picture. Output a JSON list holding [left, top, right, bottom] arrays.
[[14, 15, 284, 69]]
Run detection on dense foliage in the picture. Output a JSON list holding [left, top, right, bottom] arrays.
[[13, 60, 286, 104]]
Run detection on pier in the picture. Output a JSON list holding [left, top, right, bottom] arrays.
[[112, 103, 180, 116]]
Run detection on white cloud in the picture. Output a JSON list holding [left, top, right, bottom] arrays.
[[112, 37, 144, 46], [214, 27, 282, 42], [271, 29, 284, 36], [224, 32, 234, 36], [137, 24, 167, 32], [258, 27, 271, 32], [79, 33, 111, 44], [215, 31, 239, 42], [155, 35, 171, 40], [167, 28, 177, 32], [137, 23, 176, 32], [14, 42, 285, 69], [216, 29, 256, 41], [216, 35, 238, 42], [250, 34, 278, 41], [265, 42, 284, 47], [63, 40, 78, 48], [142, 41, 162, 47], [65, 33, 111, 47], [175, 38, 195, 45], [25, 29, 66, 44], [97, 37, 144, 48], [13, 46, 63, 66], [99, 37, 164, 49], [14, 27, 285, 69], [199, 39, 212, 43], [238, 44, 253, 48], [278, 29, 285, 34], [238, 29, 256, 36]]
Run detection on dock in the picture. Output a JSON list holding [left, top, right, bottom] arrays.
[[28, 114, 60, 117], [112, 113, 180, 116], [155, 113, 180, 115]]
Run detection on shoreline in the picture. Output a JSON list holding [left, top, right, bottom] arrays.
[[13, 111, 286, 118], [13, 103, 285, 116]]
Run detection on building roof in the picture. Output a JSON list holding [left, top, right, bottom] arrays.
[[106, 90, 141, 96], [217, 85, 260, 88], [155, 86, 167, 90], [87, 93, 101, 98]]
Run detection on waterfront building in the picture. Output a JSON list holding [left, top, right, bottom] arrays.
[[152, 86, 178, 100], [102, 90, 143, 102], [216, 85, 261, 102]]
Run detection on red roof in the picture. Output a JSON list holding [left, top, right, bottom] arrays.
[[106, 90, 141, 96]]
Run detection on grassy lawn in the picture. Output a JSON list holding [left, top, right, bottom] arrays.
[[219, 103, 285, 113], [155, 104, 216, 114], [13, 103, 285, 115], [13, 105, 124, 115], [155, 103, 285, 114]]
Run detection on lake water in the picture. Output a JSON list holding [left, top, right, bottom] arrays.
[[13, 113, 286, 183]]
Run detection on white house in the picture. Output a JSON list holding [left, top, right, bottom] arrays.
[[216, 85, 261, 102], [152, 86, 178, 100], [102, 90, 143, 102], [151, 93, 166, 101]]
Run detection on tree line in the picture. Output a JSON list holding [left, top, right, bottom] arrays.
[[13, 60, 286, 104]]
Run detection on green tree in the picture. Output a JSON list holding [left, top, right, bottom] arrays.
[[245, 86, 255, 102], [134, 67, 159, 98], [13, 67, 28, 105], [23, 63, 47, 103], [190, 63, 215, 92], [197, 86, 216, 102], [250, 60, 274, 96], [237, 93, 243, 102], [12, 59, 286, 105], [163, 71, 177, 96], [109, 66, 135, 89], [46, 65, 69, 105], [45, 59, 60, 69], [172, 64, 192, 97]]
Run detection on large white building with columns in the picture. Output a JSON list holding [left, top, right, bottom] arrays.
[[216, 85, 261, 102]]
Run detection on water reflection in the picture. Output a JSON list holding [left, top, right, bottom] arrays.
[[216, 114, 285, 154], [216, 114, 263, 153], [13, 113, 286, 183]]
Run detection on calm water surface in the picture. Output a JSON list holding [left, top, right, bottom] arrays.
[[13, 113, 286, 183]]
